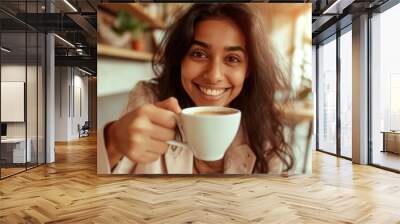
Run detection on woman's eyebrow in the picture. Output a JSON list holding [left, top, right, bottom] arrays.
[[192, 40, 209, 48], [224, 46, 246, 54], [192, 40, 246, 54]]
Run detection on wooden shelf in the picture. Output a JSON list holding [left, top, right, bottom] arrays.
[[283, 101, 313, 124], [98, 44, 153, 61], [99, 3, 165, 29]]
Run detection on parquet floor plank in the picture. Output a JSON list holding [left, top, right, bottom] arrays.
[[0, 135, 399, 223]]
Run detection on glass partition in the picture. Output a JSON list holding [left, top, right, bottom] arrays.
[[1, 30, 28, 178], [0, 1, 46, 179], [38, 32, 45, 165], [27, 30, 38, 169], [26, 0, 41, 170]]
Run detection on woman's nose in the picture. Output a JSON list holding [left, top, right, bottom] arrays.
[[203, 59, 224, 83]]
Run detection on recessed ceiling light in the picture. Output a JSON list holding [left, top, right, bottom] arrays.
[[77, 67, 92, 76], [54, 34, 75, 48], [1, 47, 11, 53], [63, 0, 78, 12], [322, 0, 355, 15]]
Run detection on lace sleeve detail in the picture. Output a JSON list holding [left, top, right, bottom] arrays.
[[120, 81, 158, 117]]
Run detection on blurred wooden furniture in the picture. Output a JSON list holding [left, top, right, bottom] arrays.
[[97, 3, 165, 61], [284, 101, 314, 145], [285, 101, 314, 123], [381, 131, 400, 154], [99, 3, 165, 29], [284, 101, 314, 173], [97, 44, 153, 61], [97, 3, 191, 61]]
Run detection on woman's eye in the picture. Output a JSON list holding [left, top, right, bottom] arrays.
[[190, 50, 207, 58], [226, 56, 241, 63]]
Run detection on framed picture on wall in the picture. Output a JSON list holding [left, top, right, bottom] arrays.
[[97, 2, 313, 176]]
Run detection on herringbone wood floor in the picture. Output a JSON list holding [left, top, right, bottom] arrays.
[[1, 135, 400, 224]]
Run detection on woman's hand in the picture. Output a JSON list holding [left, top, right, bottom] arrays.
[[105, 97, 181, 167]]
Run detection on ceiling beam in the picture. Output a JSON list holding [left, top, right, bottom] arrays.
[[312, 15, 335, 33], [55, 55, 96, 72], [67, 14, 97, 39]]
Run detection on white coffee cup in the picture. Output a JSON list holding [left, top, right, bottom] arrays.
[[167, 106, 241, 161]]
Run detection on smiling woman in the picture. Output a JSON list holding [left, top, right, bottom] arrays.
[[180, 18, 248, 107], [98, 3, 295, 175]]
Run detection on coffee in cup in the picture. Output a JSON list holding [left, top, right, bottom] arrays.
[[192, 110, 237, 116]]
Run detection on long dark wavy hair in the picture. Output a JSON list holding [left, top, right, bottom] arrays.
[[150, 3, 294, 173]]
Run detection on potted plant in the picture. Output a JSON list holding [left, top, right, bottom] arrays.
[[98, 12, 131, 48], [113, 10, 147, 51]]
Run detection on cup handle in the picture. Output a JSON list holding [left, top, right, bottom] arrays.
[[166, 113, 190, 150], [173, 113, 185, 140], [166, 140, 190, 150]]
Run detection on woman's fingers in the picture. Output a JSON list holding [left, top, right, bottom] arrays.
[[134, 97, 181, 130], [145, 138, 170, 154], [109, 98, 182, 165], [123, 134, 170, 164], [154, 97, 182, 114], [149, 123, 176, 142], [136, 151, 160, 163], [141, 104, 177, 129]]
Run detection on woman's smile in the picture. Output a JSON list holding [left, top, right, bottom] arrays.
[[199, 86, 226, 96], [194, 82, 231, 100]]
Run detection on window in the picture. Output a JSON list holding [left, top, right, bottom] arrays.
[[339, 28, 352, 158], [317, 36, 337, 154], [371, 3, 400, 171]]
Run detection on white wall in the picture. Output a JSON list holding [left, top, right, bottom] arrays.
[[55, 66, 69, 141], [54, 67, 89, 141], [72, 73, 89, 138], [97, 58, 154, 129]]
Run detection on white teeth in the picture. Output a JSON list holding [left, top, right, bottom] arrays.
[[199, 86, 225, 96]]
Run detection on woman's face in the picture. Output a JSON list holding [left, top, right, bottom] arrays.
[[181, 18, 248, 106]]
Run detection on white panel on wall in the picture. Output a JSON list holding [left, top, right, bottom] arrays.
[[54, 68, 90, 140], [73, 86, 82, 138], [1, 82, 25, 122]]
